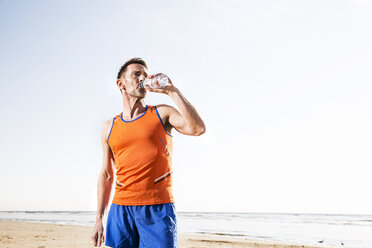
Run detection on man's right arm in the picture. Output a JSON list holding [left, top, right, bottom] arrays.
[[91, 119, 115, 247]]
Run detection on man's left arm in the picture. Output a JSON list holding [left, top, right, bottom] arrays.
[[145, 75, 206, 136]]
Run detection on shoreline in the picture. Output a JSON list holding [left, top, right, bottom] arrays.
[[0, 220, 326, 248]]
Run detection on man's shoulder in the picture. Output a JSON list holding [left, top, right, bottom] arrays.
[[155, 104, 176, 114], [102, 116, 117, 134], [103, 119, 112, 127]]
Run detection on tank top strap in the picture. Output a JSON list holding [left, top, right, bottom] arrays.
[[111, 113, 121, 125], [145, 105, 157, 115], [147, 105, 155, 110], [107, 113, 121, 143]]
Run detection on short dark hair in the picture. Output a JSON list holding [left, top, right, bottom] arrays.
[[117, 57, 148, 79]]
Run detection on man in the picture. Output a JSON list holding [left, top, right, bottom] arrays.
[[91, 57, 206, 248]]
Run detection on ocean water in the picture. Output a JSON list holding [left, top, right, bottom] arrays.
[[0, 211, 371, 248]]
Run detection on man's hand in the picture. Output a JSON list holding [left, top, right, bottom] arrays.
[[91, 220, 105, 247], [144, 73, 177, 95], [150, 73, 206, 136]]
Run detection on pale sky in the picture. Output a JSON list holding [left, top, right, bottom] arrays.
[[0, 0, 371, 214]]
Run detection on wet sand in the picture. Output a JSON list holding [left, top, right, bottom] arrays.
[[0, 220, 323, 248]]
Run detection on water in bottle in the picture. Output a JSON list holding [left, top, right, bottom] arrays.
[[140, 74, 169, 89]]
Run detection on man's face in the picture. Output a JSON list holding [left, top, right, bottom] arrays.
[[121, 63, 148, 98]]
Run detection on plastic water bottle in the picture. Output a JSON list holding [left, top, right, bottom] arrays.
[[140, 74, 169, 89]]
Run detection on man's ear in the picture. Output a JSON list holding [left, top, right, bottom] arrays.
[[116, 79, 125, 91]]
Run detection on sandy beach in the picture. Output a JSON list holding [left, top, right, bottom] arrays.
[[0, 220, 324, 248]]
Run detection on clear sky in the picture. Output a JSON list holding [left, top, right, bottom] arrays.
[[0, 0, 371, 214]]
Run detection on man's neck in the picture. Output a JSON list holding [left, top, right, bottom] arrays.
[[122, 94, 146, 121]]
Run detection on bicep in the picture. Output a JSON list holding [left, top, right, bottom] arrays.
[[166, 107, 195, 135]]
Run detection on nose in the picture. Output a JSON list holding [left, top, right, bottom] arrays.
[[139, 75, 146, 84]]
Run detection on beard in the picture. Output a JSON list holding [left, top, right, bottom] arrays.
[[126, 87, 147, 99]]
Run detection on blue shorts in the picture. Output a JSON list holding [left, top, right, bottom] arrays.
[[105, 203, 178, 248]]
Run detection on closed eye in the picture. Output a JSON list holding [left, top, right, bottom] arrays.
[[132, 71, 148, 77]]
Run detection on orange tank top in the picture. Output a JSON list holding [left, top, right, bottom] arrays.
[[107, 105, 174, 206]]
